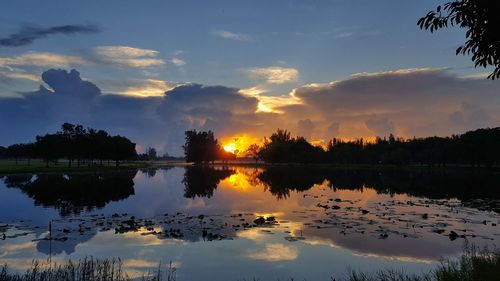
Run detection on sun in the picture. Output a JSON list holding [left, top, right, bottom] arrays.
[[223, 143, 238, 154], [221, 135, 261, 156]]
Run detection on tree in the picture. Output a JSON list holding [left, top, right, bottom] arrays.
[[183, 130, 220, 164], [146, 147, 157, 160], [0, 146, 6, 159], [244, 144, 261, 163], [109, 136, 137, 167], [418, 1, 500, 79]]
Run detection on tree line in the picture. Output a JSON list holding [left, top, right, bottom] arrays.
[[251, 128, 500, 167], [183, 127, 500, 167], [0, 123, 137, 167]]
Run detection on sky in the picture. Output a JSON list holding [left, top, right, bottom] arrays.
[[0, 0, 499, 155]]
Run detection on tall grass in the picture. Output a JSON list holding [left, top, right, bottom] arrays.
[[0, 258, 177, 281], [346, 245, 500, 281]]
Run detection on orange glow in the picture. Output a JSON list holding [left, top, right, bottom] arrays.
[[221, 135, 261, 156]]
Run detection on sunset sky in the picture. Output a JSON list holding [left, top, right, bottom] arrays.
[[0, 0, 499, 155]]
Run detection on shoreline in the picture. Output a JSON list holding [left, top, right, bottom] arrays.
[[1, 159, 499, 175]]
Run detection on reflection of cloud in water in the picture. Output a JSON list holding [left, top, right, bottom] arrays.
[[247, 243, 298, 262], [0, 241, 36, 257], [1, 166, 500, 272], [351, 252, 435, 265]]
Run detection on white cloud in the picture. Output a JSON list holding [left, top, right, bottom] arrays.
[[247, 243, 298, 261], [97, 79, 174, 97], [247, 66, 299, 84], [0, 70, 40, 82], [92, 46, 165, 68], [170, 58, 186, 66], [0, 52, 86, 68], [239, 86, 302, 113], [213, 30, 251, 41]]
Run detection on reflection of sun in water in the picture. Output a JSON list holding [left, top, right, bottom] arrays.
[[221, 171, 253, 191]]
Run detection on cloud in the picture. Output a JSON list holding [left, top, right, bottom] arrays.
[[448, 102, 491, 129], [0, 24, 99, 47], [365, 116, 395, 136], [297, 119, 315, 138], [0, 69, 262, 155], [327, 122, 340, 137], [170, 58, 186, 66], [247, 243, 298, 261], [239, 86, 302, 113], [0, 52, 86, 68], [1, 67, 500, 156], [97, 79, 175, 97], [213, 30, 251, 41], [247, 66, 299, 84], [0, 70, 40, 82], [287, 68, 500, 139], [92, 46, 165, 68]]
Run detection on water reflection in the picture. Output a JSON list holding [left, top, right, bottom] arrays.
[[1, 166, 500, 280], [256, 167, 500, 206], [4, 171, 137, 216], [183, 166, 235, 198]]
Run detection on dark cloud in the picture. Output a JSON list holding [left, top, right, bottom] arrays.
[[287, 68, 500, 138], [365, 116, 395, 137], [0, 24, 99, 47], [297, 119, 315, 138], [448, 102, 491, 130], [327, 122, 340, 137], [0, 69, 260, 155], [1, 67, 500, 155]]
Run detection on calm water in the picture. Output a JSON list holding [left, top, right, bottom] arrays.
[[0, 166, 499, 280]]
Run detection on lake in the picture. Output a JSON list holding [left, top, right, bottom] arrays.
[[1, 166, 499, 280]]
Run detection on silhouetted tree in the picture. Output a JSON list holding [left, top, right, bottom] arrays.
[[3, 123, 138, 167], [147, 147, 157, 160], [183, 130, 220, 164], [218, 149, 236, 163], [418, 1, 500, 79], [244, 144, 261, 163], [0, 146, 6, 159], [109, 135, 137, 167], [252, 127, 500, 167]]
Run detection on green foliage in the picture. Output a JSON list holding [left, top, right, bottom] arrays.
[[418, 1, 500, 79]]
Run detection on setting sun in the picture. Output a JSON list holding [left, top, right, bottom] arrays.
[[221, 135, 261, 156], [223, 143, 238, 154]]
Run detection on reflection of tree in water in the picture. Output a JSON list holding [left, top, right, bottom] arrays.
[[4, 171, 137, 216], [255, 167, 500, 205], [183, 166, 235, 198], [325, 169, 500, 202], [257, 167, 327, 199]]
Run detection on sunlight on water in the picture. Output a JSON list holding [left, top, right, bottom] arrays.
[[1, 166, 499, 280]]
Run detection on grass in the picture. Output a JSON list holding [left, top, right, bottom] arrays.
[[0, 246, 498, 281], [0, 258, 177, 281], [346, 245, 500, 281]]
